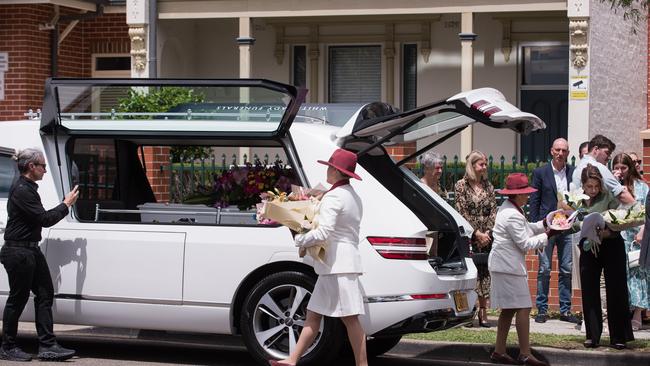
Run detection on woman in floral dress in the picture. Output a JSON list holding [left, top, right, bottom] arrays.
[[454, 150, 497, 327], [613, 153, 650, 331]]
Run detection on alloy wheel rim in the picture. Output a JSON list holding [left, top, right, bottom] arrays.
[[252, 283, 324, 359]]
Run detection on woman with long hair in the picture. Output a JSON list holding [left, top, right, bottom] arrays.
[[612, 153, 650, 331], [579, 164, 634, 349], [454, 150, 497, 327]]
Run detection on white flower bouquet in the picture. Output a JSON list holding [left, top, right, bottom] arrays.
[[602, 204, 646, 231], [557, 184, 590, 211], [257, 186, 326, 262]]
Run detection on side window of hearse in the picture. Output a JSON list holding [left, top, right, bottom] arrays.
[[71, 139, 299, 225], [0, 153, 18, 198]]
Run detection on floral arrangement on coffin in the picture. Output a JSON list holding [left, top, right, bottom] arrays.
[[257, 185, 328, 262], [603, 204, 646, 231], [212, 161, 296, 210]]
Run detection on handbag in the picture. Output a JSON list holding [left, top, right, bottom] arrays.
[[629, 249, 641, 268]]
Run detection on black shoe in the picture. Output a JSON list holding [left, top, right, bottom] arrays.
[[584, 339, 599, 348], [0, 346, 32, 362], [534, 313, 548, 323], [612, 343, 627, 350], [560, 312, 581, 324], [38, 343, 75, 361]]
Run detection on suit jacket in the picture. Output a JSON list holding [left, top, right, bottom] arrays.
[[295, 184, 363, 275], [488, 200, 548, 276], [529, 162, 574, 222]]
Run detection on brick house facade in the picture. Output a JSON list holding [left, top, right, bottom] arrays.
[[0, 4, 129, 121]]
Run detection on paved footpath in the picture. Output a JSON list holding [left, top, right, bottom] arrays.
[[390, 317, 650, 366], [14, 320, 650, 366]]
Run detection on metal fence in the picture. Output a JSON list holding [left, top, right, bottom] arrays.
[[168, 153, 581, 207], [169, 153, 285, 203]]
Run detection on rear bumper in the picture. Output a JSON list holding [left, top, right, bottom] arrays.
[[372, 306, 477, 337]]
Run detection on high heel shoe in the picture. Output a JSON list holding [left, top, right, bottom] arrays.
[[517, 354, 548, 366], [269, 360, 294, 366], [632, 319, 642, 331], [489, 351, 518, 364], [478, 307, 491, 328]]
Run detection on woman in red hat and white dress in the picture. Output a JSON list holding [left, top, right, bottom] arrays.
[[271, 148, 367, 366], [488, 173, 557, 366]]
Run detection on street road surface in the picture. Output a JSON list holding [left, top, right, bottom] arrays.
[[11, 333, 491, 366]]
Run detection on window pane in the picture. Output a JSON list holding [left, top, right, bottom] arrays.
[[0, 155, 18, 198], [328, 46, 381, 103], [52, 80, 298, 134], [402, 44, 417, 111], [522, 46, 569, 85], [95, 56, 131, 71], [293, 46, 307, 88], [70, 139, 120, 221]]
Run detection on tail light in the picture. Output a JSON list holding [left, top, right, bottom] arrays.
[[367, 236, 428, 260]]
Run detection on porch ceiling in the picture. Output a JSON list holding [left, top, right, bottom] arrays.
[[158, 0, 566, 20], [3, 0, 125, 12]]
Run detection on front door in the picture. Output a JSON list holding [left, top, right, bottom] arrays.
[[519, 44, 569, 162]]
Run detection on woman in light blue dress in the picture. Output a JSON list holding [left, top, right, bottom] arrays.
[[613, 153, 650, 331]]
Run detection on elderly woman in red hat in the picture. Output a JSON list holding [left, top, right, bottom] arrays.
[[271, 148, 367, 366], [488, 173, 557, 366]]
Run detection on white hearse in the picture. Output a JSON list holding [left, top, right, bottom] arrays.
[[0, 79, 543, 365]]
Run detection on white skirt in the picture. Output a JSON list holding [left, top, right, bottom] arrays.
[[489, 271, 532, 309], [308, 273, 365, 317]]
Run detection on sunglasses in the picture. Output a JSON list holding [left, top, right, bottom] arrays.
[[33, 163, 47, 169]]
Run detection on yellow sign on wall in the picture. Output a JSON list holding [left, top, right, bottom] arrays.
[[570, 76, 588, 100]]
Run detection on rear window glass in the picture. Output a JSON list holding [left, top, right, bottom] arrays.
[[0, 154, 18, 198]]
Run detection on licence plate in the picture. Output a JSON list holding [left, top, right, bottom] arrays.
[[453, 291, 469, 312]]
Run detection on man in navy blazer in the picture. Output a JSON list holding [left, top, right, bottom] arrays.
[[529, 138, 580, 324]]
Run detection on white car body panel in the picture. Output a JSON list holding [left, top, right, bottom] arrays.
[[3, 81, 548, 346], [46, 228, 185, 301], [0, 118, 478, 337]]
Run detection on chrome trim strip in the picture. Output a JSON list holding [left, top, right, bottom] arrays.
[[0, 291, 229, 308], [365, 294, 452, 303]]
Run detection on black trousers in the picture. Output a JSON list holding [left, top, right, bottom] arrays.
[[579, 233, 634, 345], [0, 245, 57, 349]]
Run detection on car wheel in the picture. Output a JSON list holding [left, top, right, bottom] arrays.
[[240, 271, 344, 365], [366, 335, 402, 358]]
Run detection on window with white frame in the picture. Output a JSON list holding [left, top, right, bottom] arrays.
[[91, 54, 131, 113], [328, 45, 381, 103]]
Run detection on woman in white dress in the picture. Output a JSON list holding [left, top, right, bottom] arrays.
[[488, 173, 555, 366], [271, 148, 366, 366]]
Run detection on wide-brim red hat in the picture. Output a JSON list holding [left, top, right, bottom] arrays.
[[317, 148, 362, 180], [497, 172, 537, 195]]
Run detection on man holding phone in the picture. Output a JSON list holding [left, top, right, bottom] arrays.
[[1, 148, 79, 362]]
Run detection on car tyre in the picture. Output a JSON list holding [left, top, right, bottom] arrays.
[[240, 271, 344, 365]]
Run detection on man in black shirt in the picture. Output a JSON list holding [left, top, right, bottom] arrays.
[[1, 148, 78, 362]]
